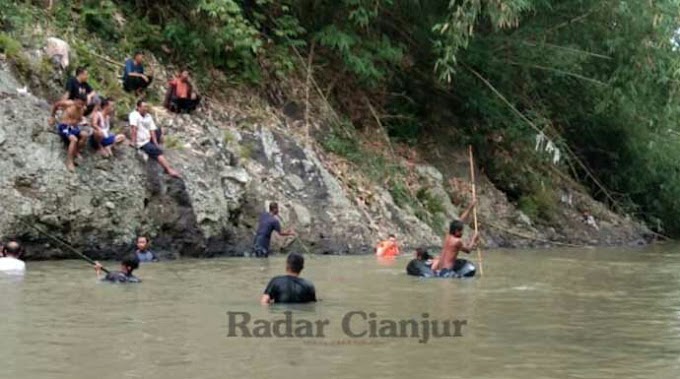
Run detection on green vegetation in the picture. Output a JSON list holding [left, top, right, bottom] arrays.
[[2, 1, 680, 234]]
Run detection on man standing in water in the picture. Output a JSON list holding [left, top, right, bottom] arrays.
[[0, 241, 26, 273], [253, 202, 295, 258], [261, 253, 316, 304], [431, 200, 479, 277]]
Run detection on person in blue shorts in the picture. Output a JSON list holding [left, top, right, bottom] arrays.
[[90, 98, 125, 157], [51, 100, 89, 172], [129, 100, 180, 178]]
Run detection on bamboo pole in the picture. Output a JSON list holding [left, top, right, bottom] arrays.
[[468, 145, 484, 276]]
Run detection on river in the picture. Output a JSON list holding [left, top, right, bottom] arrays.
[[1, 246, 679, 379]]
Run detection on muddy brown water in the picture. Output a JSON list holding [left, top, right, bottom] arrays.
[[2, 246, 680, 379]]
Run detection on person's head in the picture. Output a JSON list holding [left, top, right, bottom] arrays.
[[120, 254, 140, 275], [449, 220, 464, 237], [388, 234, 396, 243], [269, 202, 279, 215], [3, 240, 21, 258], [136, 99, 148, 114], [133, 51, 144, 64], [136, 236, 149, 251], [415, 247, 431, 261], [286, 252, 305, 275], [75, 66, 88, 82], [180, 70, 190, 80], [100, 98, 114, 114]]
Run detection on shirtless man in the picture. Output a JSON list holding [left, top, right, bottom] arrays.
[[50, 100, 90, 172], [431, 200, 479, 277]]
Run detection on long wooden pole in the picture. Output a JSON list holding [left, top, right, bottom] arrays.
[[468, 146, 484, 276]]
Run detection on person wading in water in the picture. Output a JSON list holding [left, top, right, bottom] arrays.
[[261, 252, 316, 304], [253, 202, 295, 258]]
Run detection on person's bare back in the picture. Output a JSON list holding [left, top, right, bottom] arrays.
[[434, 234, 464, 271]]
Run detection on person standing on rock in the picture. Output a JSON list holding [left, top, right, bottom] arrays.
[[50, 100, 89, 172], [253, 202, 295, 258], [261, 252, 316, 304], [129, 100, 180, 178], [123, 51, 153, 96]]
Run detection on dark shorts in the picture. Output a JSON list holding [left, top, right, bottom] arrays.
[[90, 134, 116, 149], [57, 124, 81, 145], [140, 142, 163, 160], [123, 76, 153, 92]]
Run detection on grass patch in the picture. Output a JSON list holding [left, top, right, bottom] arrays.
[[239, 142, 254, 160], [164, 135, 183, 150], [517, 186, 558, 224]]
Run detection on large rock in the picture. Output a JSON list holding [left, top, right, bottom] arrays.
[[0, 66, 455, 259]]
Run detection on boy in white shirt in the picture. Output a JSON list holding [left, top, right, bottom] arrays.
[[129, 100, 180, 178]]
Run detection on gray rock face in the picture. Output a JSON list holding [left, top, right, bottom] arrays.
[[0, 67, 456, 259]]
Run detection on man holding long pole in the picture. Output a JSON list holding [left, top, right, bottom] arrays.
[[431, 199, 479, 277]]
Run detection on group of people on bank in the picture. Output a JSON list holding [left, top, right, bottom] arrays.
[[49, 51, 201, 175]]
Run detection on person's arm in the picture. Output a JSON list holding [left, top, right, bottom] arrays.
[[460, 233, 479, 254], [61, 78, 73, 101], [260, 294, 273, 305], [261, 278, 276, 305], [309, 285, 317, 302], [273, 219, 295, 237], [125, 59, 144, 79], [459, 199, 478, 223], [375, 242, 385, 257], [91, 111, 102, 133], [94, 261, 104, 280], [149, 118, 159, 145], [129, 113, 139, 147]]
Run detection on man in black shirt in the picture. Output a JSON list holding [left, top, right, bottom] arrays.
[[94, 254, 142, 283], [261, 253, 316, 304], [63, 67, 98, 116]]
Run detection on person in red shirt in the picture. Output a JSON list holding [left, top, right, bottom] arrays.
[[375, 234, 400, 257], [164, 70, 201, 114]]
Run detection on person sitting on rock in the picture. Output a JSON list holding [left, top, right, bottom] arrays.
[[90, 98, 125, 157], [63, 66, 98, 116], [582, 210, 600, 231], [94, 254, 141, 283], [376, 234, 400, 257], [0, 240, 26, 274], [261, 252, 316, 304], [134, 235, 158, 262], [253, 202, 295, 258], [50, 100, 90, 172], [129, 100, 180, 178], [123, 51, 153, 95], [164, 69, 201, 114]]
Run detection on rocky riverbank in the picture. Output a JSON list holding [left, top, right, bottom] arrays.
[[0, 40, 654, 260]]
